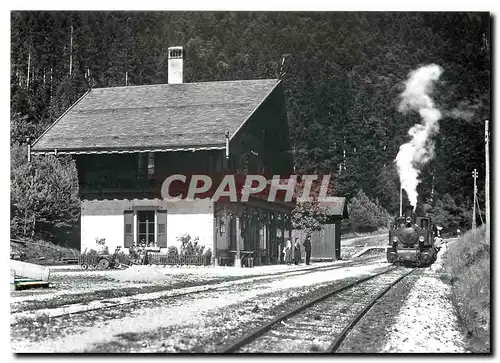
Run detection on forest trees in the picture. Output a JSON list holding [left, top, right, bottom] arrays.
[[10, 144, 80, 245], [10, 11, 490, 238], [427, 193, 474, 231], [346, 190, 390, 233]]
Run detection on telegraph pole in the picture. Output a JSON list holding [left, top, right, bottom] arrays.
[[485, 120, 490, 243], [399, 183, 403, 217], [26, 51, 31, 89], [472, 169, 478, 230], [69, 25, 73, 76]]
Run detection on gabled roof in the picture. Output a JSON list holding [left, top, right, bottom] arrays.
[[32, 79, 280, 154]]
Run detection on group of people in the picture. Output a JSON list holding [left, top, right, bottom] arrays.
[[282, 236, 312, 265]]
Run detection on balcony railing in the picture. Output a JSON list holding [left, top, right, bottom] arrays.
[[79, 185, 158, 199]]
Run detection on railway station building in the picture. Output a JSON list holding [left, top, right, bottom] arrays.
[[31, 46, 300, 267]]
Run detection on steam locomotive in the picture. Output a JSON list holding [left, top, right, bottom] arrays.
[[386, 207, 438, 266]]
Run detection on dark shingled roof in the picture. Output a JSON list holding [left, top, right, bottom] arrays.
[[32, 79, 280, 152]]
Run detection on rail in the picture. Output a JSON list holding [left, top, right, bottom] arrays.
[[219, 266, 402, 353], [328, 268, 415, 352], [11, 261, 371, 325]]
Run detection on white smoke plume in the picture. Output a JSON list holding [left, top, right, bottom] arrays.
[[396, 64, 443, 209], [445, 108, 475, 121]]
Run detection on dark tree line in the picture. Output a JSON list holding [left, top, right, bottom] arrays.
[[10, 12, 490, 242]]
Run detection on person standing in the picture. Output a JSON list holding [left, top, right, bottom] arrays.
[[277, 237, 283, 263], [284, 238, 292, 265], [434, 229, 443, 252], [279, 237, 286, 263], [303, 236, 312, 265], [293, 238, 301, 265]]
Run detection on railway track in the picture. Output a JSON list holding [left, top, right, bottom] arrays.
[[220, 266, 415, 353], [11, 255, 386, 324]]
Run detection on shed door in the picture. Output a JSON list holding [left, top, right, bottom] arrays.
[[157, 210, 168, 248], [124, 210, 134, 247]]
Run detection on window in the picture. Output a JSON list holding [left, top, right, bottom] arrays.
[[137, 153, 146, 179], [137, 210, 155, 246], [147, 152, 155, 178], [137, 152, 155, 179]]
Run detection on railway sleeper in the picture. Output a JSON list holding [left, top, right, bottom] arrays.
[[244, 336, 331, 353], [281, 321, 334, 332], [269, 326, 329, 338]]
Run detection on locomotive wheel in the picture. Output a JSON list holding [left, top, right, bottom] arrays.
[[81, 264, 88, 270], [419, 252, 434, 266], [98, 258, 110, 270], [386, 250, 398, 264]]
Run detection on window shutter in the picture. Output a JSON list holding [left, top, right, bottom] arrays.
[[157, 210, 168, 247], [124, 210, 134, 247]]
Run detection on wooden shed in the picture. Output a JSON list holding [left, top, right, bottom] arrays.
[[292, 197, 349, 261]]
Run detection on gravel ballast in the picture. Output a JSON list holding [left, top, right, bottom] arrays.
[[380, 245, 468, 353]]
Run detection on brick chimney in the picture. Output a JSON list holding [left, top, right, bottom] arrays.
[[168, 46, 183, 84]]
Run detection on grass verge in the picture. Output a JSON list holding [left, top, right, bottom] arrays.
[[442, 226, 490, 353]]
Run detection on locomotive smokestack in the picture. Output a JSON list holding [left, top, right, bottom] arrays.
[[405, 206, 413, 221]]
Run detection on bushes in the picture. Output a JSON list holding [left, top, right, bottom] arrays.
[[346, 190, 390, 233], [176, 234, 211, 265], [167, 246, 179, 257], [444, 226, 490, 352], [177, 233, 205, 256]]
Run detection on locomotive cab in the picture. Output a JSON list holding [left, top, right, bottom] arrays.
[[418, 217, 430, 229]]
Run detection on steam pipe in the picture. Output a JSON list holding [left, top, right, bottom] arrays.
[[399, 183, 403, 217], [27, 138, 31, 162]]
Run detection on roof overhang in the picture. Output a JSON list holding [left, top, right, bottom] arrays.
[[31, 145, 225, 155], [319, 198, 349, 221]]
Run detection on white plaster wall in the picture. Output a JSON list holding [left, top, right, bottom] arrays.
[[80, 199, 214, 254], [166, 199, 214, 252], [81, 214, 124, 254]]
